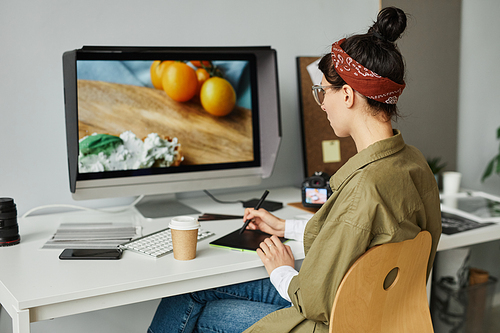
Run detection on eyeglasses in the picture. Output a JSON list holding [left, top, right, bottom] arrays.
[[311, 84, 341, 106]]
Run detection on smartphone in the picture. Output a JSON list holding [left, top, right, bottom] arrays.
[[59, 248, 123, 260]]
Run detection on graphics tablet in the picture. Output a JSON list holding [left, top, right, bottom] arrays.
[[209, 229, 288, 252]]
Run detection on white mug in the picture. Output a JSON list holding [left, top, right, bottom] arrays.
[[442, 171, 462, 195]]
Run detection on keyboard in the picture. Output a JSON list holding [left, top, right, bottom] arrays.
[[120, 227, 214, 258]]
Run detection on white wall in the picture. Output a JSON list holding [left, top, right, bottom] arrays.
[[458, 0, 500, 196], [0, 0, 379, 217], [0, 1, 378, 332]]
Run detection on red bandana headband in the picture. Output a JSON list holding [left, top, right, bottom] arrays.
[[331, 38, 405, 104]]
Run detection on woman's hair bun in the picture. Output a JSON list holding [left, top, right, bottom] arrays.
[[369, 7, 407, 43]]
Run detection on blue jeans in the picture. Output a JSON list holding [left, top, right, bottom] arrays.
[[148, 278, 291, 333]]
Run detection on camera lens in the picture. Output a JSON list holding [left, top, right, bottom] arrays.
[[0, 197, 20, 247]]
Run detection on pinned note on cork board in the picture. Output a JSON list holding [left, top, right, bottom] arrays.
[[296, 57, 357, 178]]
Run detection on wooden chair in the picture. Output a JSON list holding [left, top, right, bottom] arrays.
[[329, 231, 434, 333]]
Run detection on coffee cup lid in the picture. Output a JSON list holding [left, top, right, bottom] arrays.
[[169, 216, 200, 230]]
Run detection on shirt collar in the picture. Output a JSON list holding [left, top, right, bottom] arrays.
[[330, 129, 405, 190]]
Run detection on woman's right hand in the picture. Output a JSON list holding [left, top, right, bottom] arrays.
[[242, 208, 286, 237]]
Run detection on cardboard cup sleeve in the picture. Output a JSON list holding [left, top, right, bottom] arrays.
[[171, 228, 198, 260]]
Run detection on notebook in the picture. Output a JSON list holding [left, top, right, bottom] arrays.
[[209, 229, 288, 252]]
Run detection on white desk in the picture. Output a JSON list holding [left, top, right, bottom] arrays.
[[0, 187, 306, 333], [438, 191, 500, 251], [2, 186, 500, 333], [437, 222, 500, 251]]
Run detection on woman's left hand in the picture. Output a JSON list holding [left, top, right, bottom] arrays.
[[257, 235, 295, 275]]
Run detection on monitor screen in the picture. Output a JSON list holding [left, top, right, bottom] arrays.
[[63, 46, 281, 213], [76, 55, 259, 178]]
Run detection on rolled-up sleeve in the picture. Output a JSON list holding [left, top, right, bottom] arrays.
[[287, 220, 371, 324]]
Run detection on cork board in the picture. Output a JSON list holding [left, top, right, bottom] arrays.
[[296, 57, 357, 178]]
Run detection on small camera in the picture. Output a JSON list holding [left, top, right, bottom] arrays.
[[301, 172, 333, 208]]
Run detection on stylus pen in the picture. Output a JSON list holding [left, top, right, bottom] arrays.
[[239, 190, 269, 234]]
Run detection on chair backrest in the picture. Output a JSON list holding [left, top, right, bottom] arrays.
[[329, 231, 434, 333]]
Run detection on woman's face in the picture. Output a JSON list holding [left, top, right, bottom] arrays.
[[320, 76, 351, 137]]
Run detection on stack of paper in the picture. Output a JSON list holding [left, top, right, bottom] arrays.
[[43, 223, 138, 249]]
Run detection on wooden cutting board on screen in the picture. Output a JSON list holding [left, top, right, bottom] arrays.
[[77, 80, 254, 165]]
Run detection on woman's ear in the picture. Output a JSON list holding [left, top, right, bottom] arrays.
[[342, 85, 355, 108]]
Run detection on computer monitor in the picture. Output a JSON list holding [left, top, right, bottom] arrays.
[[62, 46, 281, 218]]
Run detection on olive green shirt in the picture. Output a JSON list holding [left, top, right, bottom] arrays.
[[245, 130, 442, 333]]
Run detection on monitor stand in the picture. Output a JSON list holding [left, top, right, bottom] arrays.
[[134, 193, 200, 219]]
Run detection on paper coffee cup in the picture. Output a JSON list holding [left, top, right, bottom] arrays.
[[169, 216, 199, 260]]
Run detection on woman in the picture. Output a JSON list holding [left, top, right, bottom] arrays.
[[148, 6, 442, 333]]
